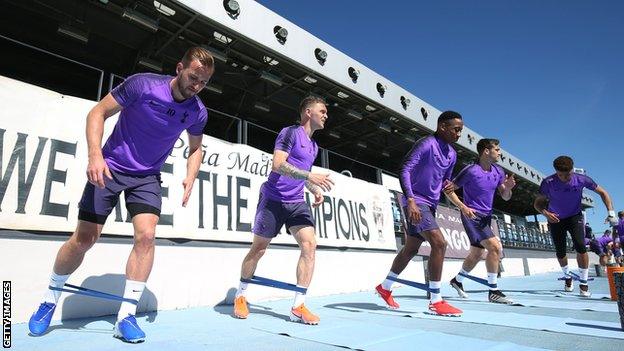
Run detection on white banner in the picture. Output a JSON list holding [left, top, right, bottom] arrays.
[[0, 76, 397, 250]]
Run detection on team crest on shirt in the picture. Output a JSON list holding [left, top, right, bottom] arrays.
[[300, 143, 314, 155]]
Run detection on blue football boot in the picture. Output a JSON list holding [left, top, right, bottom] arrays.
[[28, 302, 56, 335], [114, 315, 146, 343]]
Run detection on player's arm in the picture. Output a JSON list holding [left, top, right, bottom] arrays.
[[399, 141, 427, 202], [498, 174, 515, 201], [181, 133, 203, 207], [272, 150, 333, 191], [534, 194, 559, 223], [86, 93, 122, 188], [185, 133, 203, 180], [446, 188, 476, 219], [305, 180, 322, 195], [305, 181, 324, 208], [273, 150, 308, 179], [533, 194, 548, 213], [592, 186, 617, 225], [399, 140, 429, 223], [443, 164, 475, 218]]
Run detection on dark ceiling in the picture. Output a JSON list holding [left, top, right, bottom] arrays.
[[0, 0, 545, 216]]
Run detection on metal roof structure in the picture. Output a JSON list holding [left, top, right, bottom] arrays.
[[0, 0, 594, 216]]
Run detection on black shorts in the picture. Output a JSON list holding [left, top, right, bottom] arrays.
[[548, 212, 587, 258]]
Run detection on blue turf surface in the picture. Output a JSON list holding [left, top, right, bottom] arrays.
[[11, 272, 623, 350]]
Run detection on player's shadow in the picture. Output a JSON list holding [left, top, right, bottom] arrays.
[[324, 302, 415, 315], [463, 289, 560, 296], [566, 322, 623, 332], [32, 274, 158, 336], [392, 294, 430, 301], [213, 287, 290, 322]]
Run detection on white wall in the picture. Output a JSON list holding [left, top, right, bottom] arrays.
[[2, 238, 403, 323], [526, 258, 576, 275], [2, 236, 566, 324]]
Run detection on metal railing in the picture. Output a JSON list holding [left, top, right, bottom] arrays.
[[1, 34, 105, 101], [495, 220, 575, 252]]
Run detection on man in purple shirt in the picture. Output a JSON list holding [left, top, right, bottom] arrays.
[[589, 230, 614, 267], [443, 139, 516, 304], [28, 47, 214, 342], [375, 111, 464, 317], [534, 156, 617, 297], [233, 96, 334, 325], [613, 211, 624, 266]]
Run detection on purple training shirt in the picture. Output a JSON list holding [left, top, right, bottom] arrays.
[[262, 125, 318, 203], [597, 234, 613, 249], [539, 173, 597, 219], [105, 73, 208, 175], [615, 218, 624, 242], [452, 163, 505, 215], [399, 135, 457, 207]]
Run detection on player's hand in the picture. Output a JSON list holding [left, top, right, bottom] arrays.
[[503, 174, 516, 190], [87, 154, 112, 189], [605, 216, 618, 227], [406, 198, 422, 224], [606, 211, 618, 226], [182, 177, 194, 207], [460, 205, 477, 219], [311, 191, 324, 208], [542, 210, 560, 223], [442, 179, 456, 194], [307, 173, 334, 192]]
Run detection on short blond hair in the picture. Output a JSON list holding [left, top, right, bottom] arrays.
[[181, 46, 215, 68]]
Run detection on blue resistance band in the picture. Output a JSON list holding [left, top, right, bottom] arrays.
[[386, 275, 438, 293], [240, 275, 307, 294], [49, 283, 139, 304], [458, 271, 497, 288], [557, 271, 594, 282]]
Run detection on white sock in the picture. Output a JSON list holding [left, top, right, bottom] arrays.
[[117, 280, 145, 321], [43, 272, 70, 304], [579, 268, 589, 285], [236, 281, 249, 298], [293, 287, 306, 308], [381, 271, 398, 290], [429, 281, 442, 303], [487, 272, 499, 290], [456, 268, 469, 283], [561, 265, 570, 276]]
